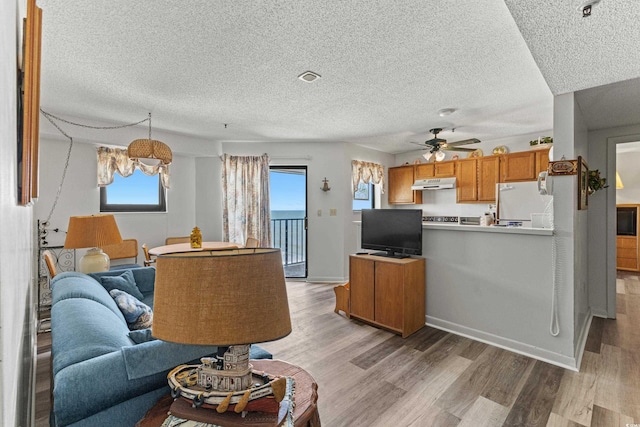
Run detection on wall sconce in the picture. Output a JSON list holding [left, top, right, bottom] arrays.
[[321, 177, 331, 192]]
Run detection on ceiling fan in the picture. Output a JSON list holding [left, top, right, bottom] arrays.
[[411, 128, 481, 154]]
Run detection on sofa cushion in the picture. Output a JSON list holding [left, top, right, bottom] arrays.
[[90, 267, 155, 296], [98, 270, 145, 300], [52, 299, 132, 375], [128, 328, 156, 344], [110, 289, 153, 330], [51, 272, 126, 323]]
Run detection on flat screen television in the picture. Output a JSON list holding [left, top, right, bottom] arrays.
[[361, 209, 422, 258], [617, 207, 637, 236]]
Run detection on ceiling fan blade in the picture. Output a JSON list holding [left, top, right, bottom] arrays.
[[446, 138, 481, 146], [409, 141, 430, 150], [442, 146, 477, 152]]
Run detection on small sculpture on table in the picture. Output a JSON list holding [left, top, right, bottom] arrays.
[[190, 227, 202, 248]]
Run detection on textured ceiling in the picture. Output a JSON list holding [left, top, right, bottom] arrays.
[[36, 0, 639, 154]]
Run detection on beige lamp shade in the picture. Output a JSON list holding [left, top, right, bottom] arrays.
[[152, 248, 292, 346], [127, 139, 172, 165], [63, 214, 123, 249]]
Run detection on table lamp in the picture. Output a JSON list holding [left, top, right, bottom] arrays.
[[63, 214, 123, 273], [152, 248, 292, 412]]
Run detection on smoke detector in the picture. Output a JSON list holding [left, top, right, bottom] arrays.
[[298, 71, 321, 83]]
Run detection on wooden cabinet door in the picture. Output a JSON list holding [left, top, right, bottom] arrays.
[[435, 161, 456, 177], [500, 151, 537, 182], [456, 158, 478, 202], [374, 262, 404, 330], [536, 149, 550, 175], [477, 156, 500, 201], [388, 165, 422, 204], [349, 257, 375, 320], [415, 163, 434, 180]]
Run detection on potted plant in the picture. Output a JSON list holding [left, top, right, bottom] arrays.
[[588, 169, 608, 194], [529, 136, 553, 148]]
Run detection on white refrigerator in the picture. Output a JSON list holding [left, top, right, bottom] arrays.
[[497, 181, 553, 227]]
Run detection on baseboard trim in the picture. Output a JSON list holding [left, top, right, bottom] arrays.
[[305, 276, 347, 283], [426, 316, 578, 371]]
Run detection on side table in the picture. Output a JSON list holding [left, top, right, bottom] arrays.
[[136, 359, 320, 426]]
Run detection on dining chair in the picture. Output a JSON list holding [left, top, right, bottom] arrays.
[[245, 237, 259, 248], [165, 236, 190, 245], [42, 250, 57, 278], [101, 238, 140, 269], [141, 243, 156, 267]]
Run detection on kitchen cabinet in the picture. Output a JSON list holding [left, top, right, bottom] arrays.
[[478, 156, 500, 201], [500, 151, 537, 182], [349, 254, 425, 338], [435, 160, 456, 177], [415, 163, 434, 180], [617, 235, 639, 271], [456, 158, 478, 202], [456, 156, 499, 203], [388, 165, 422, 205], [535, 148, 551, 175]]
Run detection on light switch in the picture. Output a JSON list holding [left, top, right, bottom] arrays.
[[330, 208, 337, 216], [317, 209, 322, 216]]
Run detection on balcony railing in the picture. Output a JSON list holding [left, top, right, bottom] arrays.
[[271, 218, 306, 271]]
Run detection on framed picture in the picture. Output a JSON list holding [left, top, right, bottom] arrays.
[[354, 182, 369, 200], [577, 156, 588, 211], [18, 0, 42, 206]]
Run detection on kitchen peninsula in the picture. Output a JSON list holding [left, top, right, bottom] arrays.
[[353, 220, 575, 369]]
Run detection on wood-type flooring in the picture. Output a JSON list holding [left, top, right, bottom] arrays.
[[36, 272, 640, 426]]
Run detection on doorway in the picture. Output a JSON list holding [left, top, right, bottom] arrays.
[[270, 166, 307, 278]]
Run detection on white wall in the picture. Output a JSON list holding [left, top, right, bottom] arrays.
[[35, 137, 198, 257], [1, 0, 36, 425]]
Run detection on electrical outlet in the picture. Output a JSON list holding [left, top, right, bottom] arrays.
[[317, 209, 322, 217]]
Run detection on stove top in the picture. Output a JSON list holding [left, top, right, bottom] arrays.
[[423, 215, 459, 223]]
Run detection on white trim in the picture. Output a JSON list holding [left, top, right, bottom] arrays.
[[426, 316, 578, 371]]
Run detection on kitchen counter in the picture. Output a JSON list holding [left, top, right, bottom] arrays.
[[422, 222, 553, 236]]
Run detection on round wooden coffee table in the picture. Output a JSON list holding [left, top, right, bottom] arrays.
[[136, 359, 320, 426]]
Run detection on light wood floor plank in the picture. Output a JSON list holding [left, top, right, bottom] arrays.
[[458, 396, 510, 427], [551, 350, 599, 426], [545, 412, 588, 427], [591, 404, 636, 427]]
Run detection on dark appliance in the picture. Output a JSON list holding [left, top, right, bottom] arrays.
[[617, 206, 637, 236], [361, 209, 422, 258]]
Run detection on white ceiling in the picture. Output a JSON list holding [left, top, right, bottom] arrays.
[[36, 0, 640, 154]]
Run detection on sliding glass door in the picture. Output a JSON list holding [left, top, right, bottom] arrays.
[[270, 166, 307, 278]]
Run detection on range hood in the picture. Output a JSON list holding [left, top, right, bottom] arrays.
[[411, 177, 456, 190]]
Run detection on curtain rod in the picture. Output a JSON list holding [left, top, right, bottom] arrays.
[[219, 155, 312, 161]]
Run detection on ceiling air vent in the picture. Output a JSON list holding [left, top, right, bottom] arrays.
[[298, 71, 321, 83]]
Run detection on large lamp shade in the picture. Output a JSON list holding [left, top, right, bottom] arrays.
[[63, 214, 123, 273], [152, 248, 291, 346]]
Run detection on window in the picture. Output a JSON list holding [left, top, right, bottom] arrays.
[[353, 182, 375, 211], [100, 169, 166, 212]]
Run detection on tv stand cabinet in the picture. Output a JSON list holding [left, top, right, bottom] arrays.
[[349, 254, 425, 338]]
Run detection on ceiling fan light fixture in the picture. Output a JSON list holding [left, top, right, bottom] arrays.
[[435, 151, 446, 162], [437, 108, 456, 117], [298, 71, 321, 83]]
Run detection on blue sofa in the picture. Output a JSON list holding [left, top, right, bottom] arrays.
[[50, 267, 272, 427]]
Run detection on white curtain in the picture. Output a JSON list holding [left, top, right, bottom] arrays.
[[222, 153, 272, 247], [351, 160, 385, 194], [96, 147, 170, 188]]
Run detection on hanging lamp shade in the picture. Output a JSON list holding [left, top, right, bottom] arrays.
[[127, 112, 172, 165]]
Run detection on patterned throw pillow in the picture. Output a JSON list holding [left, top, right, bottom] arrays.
[[109, 289, 153, 330], [100, 270, 145, 301]]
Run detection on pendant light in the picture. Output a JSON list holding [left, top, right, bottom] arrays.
[[127, 112, 172, 165]]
